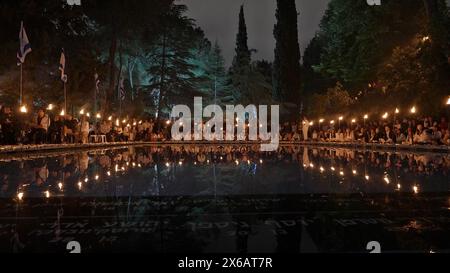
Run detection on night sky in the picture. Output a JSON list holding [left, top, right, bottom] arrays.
[[180, 0, 330, 66]]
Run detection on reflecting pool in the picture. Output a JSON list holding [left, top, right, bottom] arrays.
[[0, 145, 449, 253]]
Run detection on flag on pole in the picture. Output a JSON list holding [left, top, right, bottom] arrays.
[[119, 78, 125, 101], [59, 50, 68, 83], [17, 21, 32, 65]]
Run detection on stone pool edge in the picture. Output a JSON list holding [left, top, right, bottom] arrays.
[[0, 141, 448, 154]]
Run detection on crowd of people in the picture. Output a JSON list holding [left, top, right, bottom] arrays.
[[0, 106, 172, 146], [283, 116, 450, 146], [0, 105, 449, 147]]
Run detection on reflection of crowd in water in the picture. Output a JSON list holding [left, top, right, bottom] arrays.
[[0, 145, 448, 199], [302, 147, 449, 176]]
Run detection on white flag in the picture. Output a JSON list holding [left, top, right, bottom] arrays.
[[59, 50, 68, 83], [17, 21, 32, 65]]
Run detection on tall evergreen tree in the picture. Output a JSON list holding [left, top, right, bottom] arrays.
[[229, 5, 251, 104], [209, 41, 234, 106], [146, 4, 199, 119], [272, 0, 302, 106]]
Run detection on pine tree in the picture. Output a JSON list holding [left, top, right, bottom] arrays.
[[146, 4, 198, 119], [272, 0, 302, 106], [229, 5, 251, 104]]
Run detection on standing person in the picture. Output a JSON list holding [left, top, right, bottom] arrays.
[[100, 120, 112, 142], [115, 125, 123, 141], [63, 115, 78, 143], [123, 124, 130, 142], [31, 109, 50, 144], [0, 107, 18, 145], [136, 120, 144, 141], [80, 115, 90, 144], [291, 122, 298, 136], [148, 119, 154, 137], [302, 117, 310, 141], [439, 117, 448, 131], [48, 115, 63, 144]]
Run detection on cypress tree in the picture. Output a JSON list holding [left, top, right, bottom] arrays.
[[230, 5, 251, 103], [273, 0, 302, 106]]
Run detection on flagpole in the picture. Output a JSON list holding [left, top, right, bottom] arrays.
[[94, 74, 97, 120], [94, 87, 97, 120], [59, 49, 67, 115], [20, 64, 23, 106], [119, 98, 122, 118], [118, 77, 123, 118], [64, 82, 67, 114]]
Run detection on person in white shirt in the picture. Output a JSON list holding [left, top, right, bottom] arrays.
[[302, 118, 310, 141], [80, 115, 90, 144], [344, 128, 354, 142], [413, 125, 430, 144], [32, 109, 50, 144]]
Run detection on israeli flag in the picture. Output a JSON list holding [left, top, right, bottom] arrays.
[[59, 50, 68, 83], [17, 21, 32, 65]]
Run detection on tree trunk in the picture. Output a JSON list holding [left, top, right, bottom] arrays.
[[156, 32, 167, 127], [106, 28, 117, 113], [128, 58, 136, 101], [422, 0, 437, 19], [117, 41, 124, 115], [422, 0, 448, 85]]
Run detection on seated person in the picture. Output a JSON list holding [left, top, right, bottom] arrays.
[[283, 132, 293, 141], [442, 129, 450, 145], [344, 128, 354, 142], [335, 130, 344, 142], [403, 128, 414, 145], [380, 126, 396, 144], [48, 115, 63, 144], [431, 126, 443, 145], [370, 128, 383, 143], [30, 109, 50, 144], [63, 115, 78, 143], [356, 128, 369, 143], [413, 125, 431, 144], [100, 121, 112, 140], [394, 128, 406, 144]]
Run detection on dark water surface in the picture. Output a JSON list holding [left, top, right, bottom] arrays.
[[0, 145, 449, 253]]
